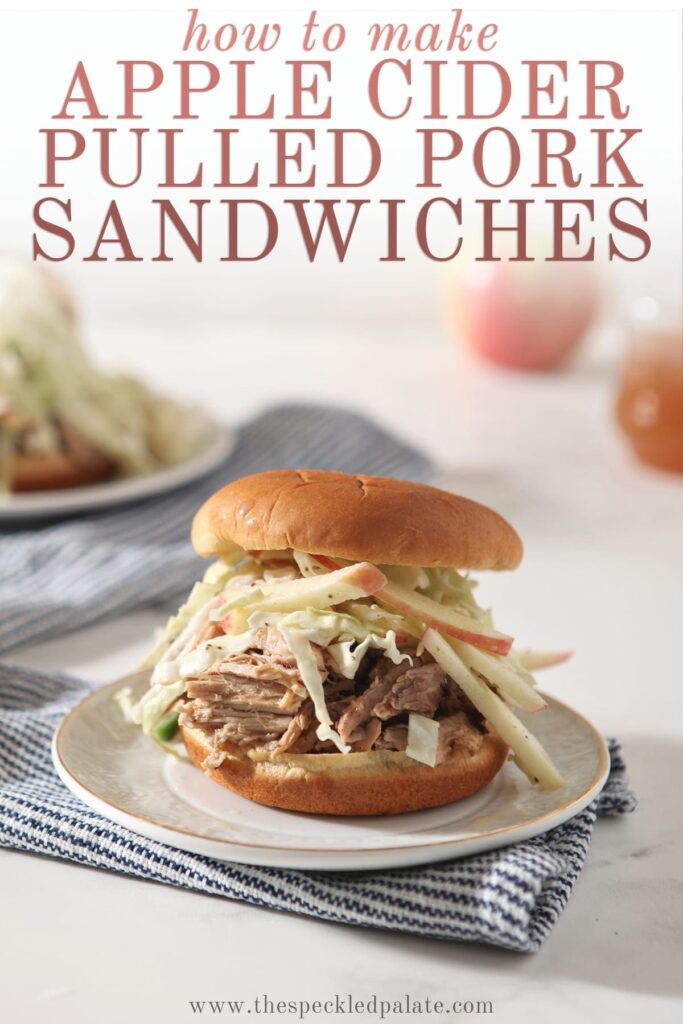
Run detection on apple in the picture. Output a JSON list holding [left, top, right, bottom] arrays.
[[219, 609, 250, 635], [449, 260, 600, 371], [312, 553, 344, 571], [377, 580, 513, 655], [247, 550, 295, 568], [312, 555, 513, 655], [449, 639, 546, 711], [253, 561, 387, 614], [517, 649, 572, 671], [422, 629, 564, 789]]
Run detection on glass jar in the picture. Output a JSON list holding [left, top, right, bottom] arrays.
[[615, 298, 683, 474]]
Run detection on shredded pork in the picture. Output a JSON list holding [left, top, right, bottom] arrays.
[[372, 662, 447, 721], [436, 712, 484, 760], [180, 625, 485, 766]]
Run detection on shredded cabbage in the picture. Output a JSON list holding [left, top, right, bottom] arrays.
[[203, 558, 243, 585], [151, 627, 259, 686], [176, 647, 219, 679], [248, 607, 366, 645], [406, 713, 440, 767], [280, 627, 349, 753], [122, 634, 259, 734], [342, 601, 407, 635], [327, 632, 409, 679], [380, 565, 430, 590], [205, 629, 259, 654], [247, 607, 409, 680], [150, 661, 185, 686], [419, 567, 486, 621], [0, 260, 215, 485], [247, 607, 410, 750], [117, 679, 186, 733], [140, 559, 238, 668], [148, 595, 217, 676]]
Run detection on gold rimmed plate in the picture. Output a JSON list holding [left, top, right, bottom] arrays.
[[52, 673, 610, 871]]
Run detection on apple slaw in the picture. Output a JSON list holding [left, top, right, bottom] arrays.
[[120, 546, 569, 788], [0, 260, 213, 490]]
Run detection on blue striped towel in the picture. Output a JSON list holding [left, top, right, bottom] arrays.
[[0, 664, 636, 953], [0, 402, 637, 951], [0, 403, 430, 655]]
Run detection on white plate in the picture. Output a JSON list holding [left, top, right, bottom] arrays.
[[0, 428, 234, 521], [52, 673, 610, 871]]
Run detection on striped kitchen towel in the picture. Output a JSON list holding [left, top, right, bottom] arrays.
[[0, 403, 430, 656], [0, 664, 637, 953]]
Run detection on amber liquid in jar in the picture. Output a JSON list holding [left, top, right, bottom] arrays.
[[616, 328, 683, 473]]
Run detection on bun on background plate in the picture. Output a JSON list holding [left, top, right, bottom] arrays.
[[0, 259, 213, 495]]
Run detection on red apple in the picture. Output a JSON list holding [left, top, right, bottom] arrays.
[[449, 260, 600, 370], [312, 553, 344, 571], [312, 555, 513, 655], [255, 561, 387, 613], [377, 581, 513, 655]]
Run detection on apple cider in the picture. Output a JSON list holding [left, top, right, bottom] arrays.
[[616, 327, 683, 473]]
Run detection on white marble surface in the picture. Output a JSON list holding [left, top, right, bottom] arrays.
[[2, 323, 682, 1023]]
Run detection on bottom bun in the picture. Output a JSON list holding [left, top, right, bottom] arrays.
[[181, 723, 509, 816], [11, 450, 115, 492]]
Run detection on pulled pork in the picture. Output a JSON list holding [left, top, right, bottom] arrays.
[[180, 626, 485, 767], [372, 663, 447, 720], [437, 712, 484, 760]]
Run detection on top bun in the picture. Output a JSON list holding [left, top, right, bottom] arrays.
[[191, 470, 522, 571]]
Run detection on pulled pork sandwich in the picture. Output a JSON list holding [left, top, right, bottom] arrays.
[[0, 259, 212, 493], [119, 470, 568, 815]]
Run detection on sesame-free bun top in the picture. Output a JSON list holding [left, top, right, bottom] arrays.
[[191, 469, 523, 571]]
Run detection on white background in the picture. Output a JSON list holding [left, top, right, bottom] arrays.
[[0, 3, 680, 332]]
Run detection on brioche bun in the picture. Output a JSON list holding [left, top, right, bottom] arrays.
[[181, 721, 509, 816], [11, 448, 115, 492], [191, 470, 523, 571]]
